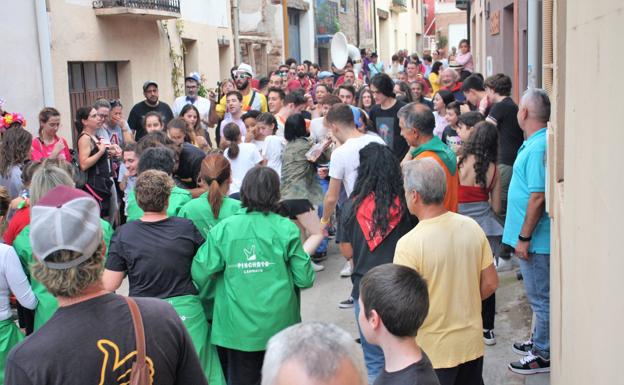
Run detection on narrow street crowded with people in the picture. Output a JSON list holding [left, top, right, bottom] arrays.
[[0, 1, 621, 384]]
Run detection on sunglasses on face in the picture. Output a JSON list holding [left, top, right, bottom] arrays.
[[235, 73, 252, 79]]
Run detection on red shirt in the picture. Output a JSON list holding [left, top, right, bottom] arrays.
[[31, 136, 71, 162], [3, 208, 29, 245]]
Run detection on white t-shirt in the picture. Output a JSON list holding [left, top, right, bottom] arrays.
[[172, 95, 212, 118], [225, 142, 262, 194], [329, 134, 385, 196], [0, 244, 37, 321], [309, 117, 328, 144], [252, 136, 285, 177]]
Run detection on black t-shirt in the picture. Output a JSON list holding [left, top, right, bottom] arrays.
[[339, 199, 416, 299], [374, 352, 440, 385], [128, 101, 174, 141], [487, 97, 524, 166], [441, 125, 458, 145], [5, 294, 207, 385], [177, 143, 205, 189], [368, 99, 408, 159], [106, 217, 204, 298]]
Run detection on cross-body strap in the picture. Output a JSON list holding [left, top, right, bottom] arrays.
[[124, 296, 150, 385]]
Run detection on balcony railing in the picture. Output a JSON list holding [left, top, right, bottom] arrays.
[[93, 0, 181, 20], [391, 0, 408, 13]]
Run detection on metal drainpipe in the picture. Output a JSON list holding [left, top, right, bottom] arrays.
[[232, 0, 241, 64], [527, 0, 542, 88], [282, 0, 289, 61], [466, 0, 471, 43], [35, 0, 55, 106], [356, 0, 361, 47]]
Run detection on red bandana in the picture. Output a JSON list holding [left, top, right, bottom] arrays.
[[355, 194, 403, 252]]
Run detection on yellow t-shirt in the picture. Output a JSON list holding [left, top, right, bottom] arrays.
[[216, 90, 268, 118], [393, 211, 493, 369], [429, 72, 440, 96]]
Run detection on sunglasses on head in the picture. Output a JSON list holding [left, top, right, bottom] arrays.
[[109, 99, 122, 108]]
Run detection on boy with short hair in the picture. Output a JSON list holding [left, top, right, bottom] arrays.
[[358, 264, 440, 385], [118, 142, 138, 206]]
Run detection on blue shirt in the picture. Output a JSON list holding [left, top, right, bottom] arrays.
[[502, 128, 550, 254]]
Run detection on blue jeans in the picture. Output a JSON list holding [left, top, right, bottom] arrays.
[[354, 301, 385, 384], [518, 253, 550, 359], [315, 176, 329, 254]]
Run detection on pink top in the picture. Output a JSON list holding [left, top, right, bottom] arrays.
[[31, 136, 72, 162], [456, 52, 474, 72]]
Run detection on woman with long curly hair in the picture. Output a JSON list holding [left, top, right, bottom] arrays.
[[338, 142, 417, 378], [0, 126, 32, 201], [357, 88, 375, 113], [457, 120, 502, 346]]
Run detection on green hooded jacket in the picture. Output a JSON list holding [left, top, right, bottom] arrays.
[[192, 210, 315, 352], [178, 193, 241, 239], [410, 136, 458, 175]]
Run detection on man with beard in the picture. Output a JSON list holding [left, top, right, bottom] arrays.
[[216, 63, 267, 118], [128, 81, 174, 141], [287, 64, 314, 93]]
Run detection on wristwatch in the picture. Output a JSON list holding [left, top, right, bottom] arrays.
[[518, 234, 532, 242]]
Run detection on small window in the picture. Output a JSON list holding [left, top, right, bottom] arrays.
[[340, 0, 348, 13]]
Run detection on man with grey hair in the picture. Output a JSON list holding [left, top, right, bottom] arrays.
[[261, 322, 366, 385], [394, 158, 498, 385], [505, 88, 551, 375], [439, 68, 465, 102], [398, 103, 458, 212]]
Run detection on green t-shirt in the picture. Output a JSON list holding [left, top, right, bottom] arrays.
[[178, 193, 241, 239], [125, 186, 192, 222], [12, 219, 113, 330], [192, 210, 315, 351]]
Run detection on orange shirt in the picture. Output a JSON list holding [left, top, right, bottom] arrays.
[[415, 151, 459, 213]]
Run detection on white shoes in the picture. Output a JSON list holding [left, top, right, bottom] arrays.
[[340, 261, 353, 277], [312, 261, 325, 272], [496, 257, 514, 272]]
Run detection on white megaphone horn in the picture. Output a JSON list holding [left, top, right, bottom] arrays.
[[331, 32, 362, 77]]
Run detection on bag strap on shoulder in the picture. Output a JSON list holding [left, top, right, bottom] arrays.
[[124, 296, 150, 385]]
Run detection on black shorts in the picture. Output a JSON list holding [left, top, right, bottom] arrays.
[[279, 199, 314, 219]]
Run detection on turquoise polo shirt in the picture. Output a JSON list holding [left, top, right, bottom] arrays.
[[502, 127, 550, 254]]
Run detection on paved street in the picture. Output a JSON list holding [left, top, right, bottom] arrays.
[[301, 242, 550, 385]]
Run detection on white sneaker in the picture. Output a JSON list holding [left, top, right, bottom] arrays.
[[312, 261, 325, 272], [483, 329, 496, 346], [340, 261, 353, 277], [496, 257, 514, 272]]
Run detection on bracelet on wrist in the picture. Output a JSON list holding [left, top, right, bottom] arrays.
[[320, 217, 330, 225]]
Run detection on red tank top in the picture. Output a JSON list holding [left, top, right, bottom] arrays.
[[458, 166, 497, 203]]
